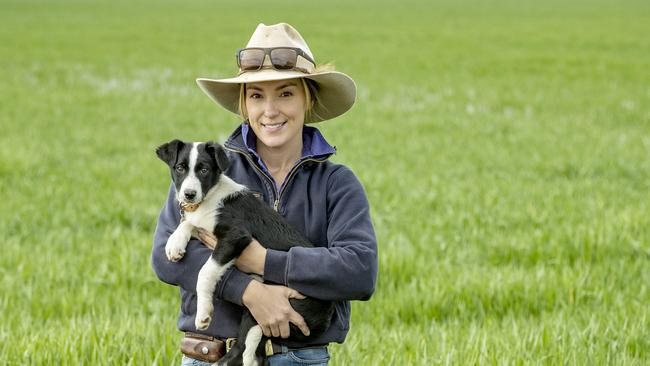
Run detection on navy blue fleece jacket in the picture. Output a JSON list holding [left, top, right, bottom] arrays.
[[151, 124, 378, 346]]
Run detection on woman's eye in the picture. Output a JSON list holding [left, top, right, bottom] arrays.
[[280, 91, 293, 97], [248, 93, 261, 99]]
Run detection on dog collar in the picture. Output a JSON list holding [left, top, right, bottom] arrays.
[[180, 202, 200, 213]]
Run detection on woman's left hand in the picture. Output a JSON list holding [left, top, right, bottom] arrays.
[[242, 280, 310, 338], [235, 239, 267, 275]]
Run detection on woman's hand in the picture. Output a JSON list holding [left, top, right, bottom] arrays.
[[242, 280, 311, 338], [235, 239, 267, 275]]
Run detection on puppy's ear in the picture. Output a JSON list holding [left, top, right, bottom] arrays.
[[206, 141, 230, 172], [156, 139, 184, 166]]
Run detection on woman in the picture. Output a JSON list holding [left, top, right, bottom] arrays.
[[152, 23, 377, 366]]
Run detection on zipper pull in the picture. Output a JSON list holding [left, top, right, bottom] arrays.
[[273, 199, 279, 212]]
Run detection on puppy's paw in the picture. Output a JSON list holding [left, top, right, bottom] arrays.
[[195, 302, 214, 330], [195, 313, 212, 330], [242, 354, 260, 366], [165, 232, 187, 262]]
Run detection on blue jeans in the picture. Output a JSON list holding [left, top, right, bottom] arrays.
[[181, 355, 214, 366], [267, 346, 330, 366], [181, 346, 330, 366]]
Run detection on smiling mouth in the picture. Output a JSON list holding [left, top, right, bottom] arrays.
[[261, 121, 287, 131]]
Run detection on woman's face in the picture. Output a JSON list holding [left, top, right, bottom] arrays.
[[245, 79, 306, 151]]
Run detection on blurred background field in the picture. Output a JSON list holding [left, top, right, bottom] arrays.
[[1, 0, 649, 364]]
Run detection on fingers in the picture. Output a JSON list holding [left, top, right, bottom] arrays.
[[195, 228, 217, 249], [286, 289, 306, 300], [279, 321, 291, 339], [261, 325, 272, 338], [270, 324, 281, 338], [245, 284, 311, 339], [262, 320, 290, 338], [261, 312, 310, 338], [284, 288, 309, 337], [289, 311, 310, 337]]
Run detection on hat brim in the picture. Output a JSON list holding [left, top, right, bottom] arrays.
[[196, 69, 356, 123]]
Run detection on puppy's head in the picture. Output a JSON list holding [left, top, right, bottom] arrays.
[[156, 140, 230, 206]]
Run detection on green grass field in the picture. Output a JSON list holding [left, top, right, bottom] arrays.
[[1, 0, 649, 364]]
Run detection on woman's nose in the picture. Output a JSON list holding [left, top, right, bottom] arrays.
[[263, 98, 279, 117]]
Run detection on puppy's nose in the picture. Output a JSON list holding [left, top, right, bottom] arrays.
[[184, 190, 197, 200]]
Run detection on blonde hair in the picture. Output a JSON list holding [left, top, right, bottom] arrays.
[[238, 63, 334, 123]]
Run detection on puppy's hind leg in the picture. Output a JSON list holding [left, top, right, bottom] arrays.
[[195, 256, 234, 330], [242, 325, 264, 366], [220, 310, 262, 366]]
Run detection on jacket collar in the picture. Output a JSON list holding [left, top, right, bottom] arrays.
[[224, 122, 337, 161]]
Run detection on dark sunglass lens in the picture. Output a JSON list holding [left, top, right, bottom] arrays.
[[239, 49, 265, 70], [270, 48, 298, 69]]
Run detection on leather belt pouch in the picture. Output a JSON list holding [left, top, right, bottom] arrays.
[[181, 333, 226, 363]]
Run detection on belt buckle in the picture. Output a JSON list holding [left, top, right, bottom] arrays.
[[264, 339, 274, 357], [226, 338, 237, 353]]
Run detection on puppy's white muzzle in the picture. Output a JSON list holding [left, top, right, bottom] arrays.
[[178, 175, 203, 204]]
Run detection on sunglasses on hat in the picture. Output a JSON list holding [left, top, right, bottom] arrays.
[[237, 47, 315, 74]]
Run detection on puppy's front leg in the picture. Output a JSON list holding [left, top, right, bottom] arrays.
[[166, 220, 194, 262]]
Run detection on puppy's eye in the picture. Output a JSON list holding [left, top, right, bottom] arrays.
[[200, 168, 209, 174], [175, 165, 186, 173]]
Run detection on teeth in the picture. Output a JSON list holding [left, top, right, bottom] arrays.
[[262, 122, 286, 130]]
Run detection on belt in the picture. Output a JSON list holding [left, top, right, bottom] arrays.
[[265, 341, 329, 357], [181, 332, 327, 362], [180, 332, 238, 363]]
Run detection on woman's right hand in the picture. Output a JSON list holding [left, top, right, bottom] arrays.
[[242, 280, 311, 339]]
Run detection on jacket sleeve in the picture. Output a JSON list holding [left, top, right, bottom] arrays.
[[264, 166, 378, 301], [151, 183, 252, 306]]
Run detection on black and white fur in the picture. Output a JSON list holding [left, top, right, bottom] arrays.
[[156, 140, 334, 366]]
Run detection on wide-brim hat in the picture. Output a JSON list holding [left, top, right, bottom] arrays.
[[196, 23, 356, 123]]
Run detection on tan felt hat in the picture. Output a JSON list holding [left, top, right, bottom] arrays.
[[196, 23, 356, 123]]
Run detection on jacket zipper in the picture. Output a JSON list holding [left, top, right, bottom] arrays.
[[225, 146, 279, 209], [225, 145, 328, 212], [276, 157, 328, 209]]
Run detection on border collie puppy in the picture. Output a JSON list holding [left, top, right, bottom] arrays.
[[156, 139, 334, 366]]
